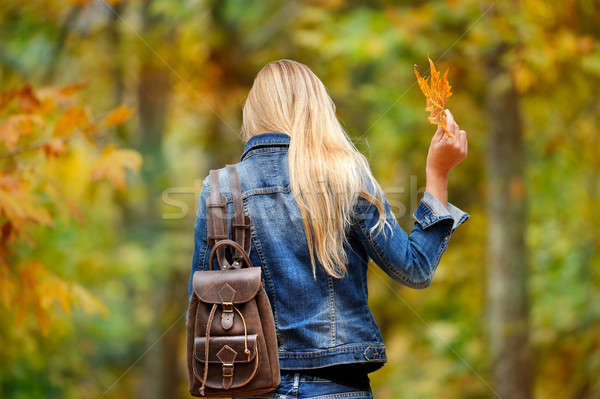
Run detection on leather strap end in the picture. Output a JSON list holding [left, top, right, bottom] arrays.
[[222, 365, 234, 389]]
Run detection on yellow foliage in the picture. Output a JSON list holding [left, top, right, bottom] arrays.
[[0, 83, 138, 336], [0, 174, 52, 246], [9, 261, 108, 334]]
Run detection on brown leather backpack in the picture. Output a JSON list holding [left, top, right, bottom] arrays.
[[187, 165, 280, 397]]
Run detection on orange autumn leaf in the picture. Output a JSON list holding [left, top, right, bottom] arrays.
[[103, 105, 134, 127], [0, 263, 16, 307], [91, 146, 142, 189], [42, 139, 67, 158], [0, 114, 44, 149], [59, 83, 88, 96], [0, 85, 42, 113], [0, 174, 52, 229], [36, 83, 87, 111], [414, 58, 453, 136], [53, 106, 90, 138], [12, 261, 107, 334]]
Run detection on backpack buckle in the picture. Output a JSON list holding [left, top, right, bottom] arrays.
[[221, 303, 234, 330]]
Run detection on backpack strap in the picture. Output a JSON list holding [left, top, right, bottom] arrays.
[[226, 165, 252, 265], [206, 169, 229, 269]]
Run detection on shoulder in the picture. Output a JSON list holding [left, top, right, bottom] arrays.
[[198, 162, 247, 202], [199, 154, 289, 201]]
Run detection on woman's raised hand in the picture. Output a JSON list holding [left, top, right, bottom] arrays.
[[426, 109, 468, 176], [424, 109, 467, 207]]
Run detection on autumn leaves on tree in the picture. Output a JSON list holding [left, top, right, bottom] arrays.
[[0, 84, 139, 333]]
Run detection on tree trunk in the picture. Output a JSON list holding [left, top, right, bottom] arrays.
[[43, 5, 82, 82], [485, 42, 533, 399], [135, 2, 174, 398]]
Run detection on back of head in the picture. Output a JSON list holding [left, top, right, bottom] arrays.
[[242, 59, 387, 278]]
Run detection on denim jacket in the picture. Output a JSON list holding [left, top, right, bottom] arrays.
[[189, 132, 469, 372]]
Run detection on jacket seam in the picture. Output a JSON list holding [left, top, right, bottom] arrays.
[[198, 181, 210, 271], [327, 276, 336, 346], [247, 207, 281, 335], [308, 392, 372, 399], [242, 185, 292, 199], [414, 200, 454, 230], [431, 230, 451, 278], [217, 185, 292, 203], [241, 147, 288, 162], [414, 200, 435, 228], [199, 240, 208, 271], [421, 199, 439, 217], [278, 343, 385, 356]]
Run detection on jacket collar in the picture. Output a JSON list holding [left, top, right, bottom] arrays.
[[241, 132, 291, 161]]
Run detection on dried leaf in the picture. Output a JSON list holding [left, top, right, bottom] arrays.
[[414, 58, 453, 136], [103, 105, 134, 127]]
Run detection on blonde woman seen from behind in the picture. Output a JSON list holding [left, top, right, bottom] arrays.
[[189, 59, 469, 399]]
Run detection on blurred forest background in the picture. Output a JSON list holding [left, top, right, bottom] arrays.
[[1, 0, 599, 398]]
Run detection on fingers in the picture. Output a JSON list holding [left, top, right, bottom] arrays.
[[445, 109, 458, 137], [432, 125, 445, 142], [445, 109, 454, 126], [459, 129, 468, 155], [434, 111, 466, 156]]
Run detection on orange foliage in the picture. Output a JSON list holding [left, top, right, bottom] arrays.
[[91, 146, 142, 189], [53, 106, 90, 138], [0, 83, 139, 333], [104, 104, 134, 127], [0, 114, 44, 149]]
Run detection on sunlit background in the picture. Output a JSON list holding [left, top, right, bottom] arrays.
[[1, 0, 599, 398]]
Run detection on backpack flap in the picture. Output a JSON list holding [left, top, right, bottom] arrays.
[[193, 334, 259, 390], [192, 267, 261, 304]]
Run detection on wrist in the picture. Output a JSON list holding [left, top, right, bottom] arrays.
[[425, 167, 449, 207], [426, 167, 449, 181]]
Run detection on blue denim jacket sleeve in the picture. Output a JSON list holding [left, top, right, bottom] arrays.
[[353, 191, 469, 288]]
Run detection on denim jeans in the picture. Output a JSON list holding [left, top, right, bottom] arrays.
[[242, 367, 373, 399]]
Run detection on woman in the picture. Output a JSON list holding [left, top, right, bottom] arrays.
[[190, 59, 469, 399]]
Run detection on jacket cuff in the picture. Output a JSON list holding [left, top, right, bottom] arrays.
[[413, 192, 470, 231]]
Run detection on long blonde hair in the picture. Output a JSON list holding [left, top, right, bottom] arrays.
[[241, 59, 388, 278]]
